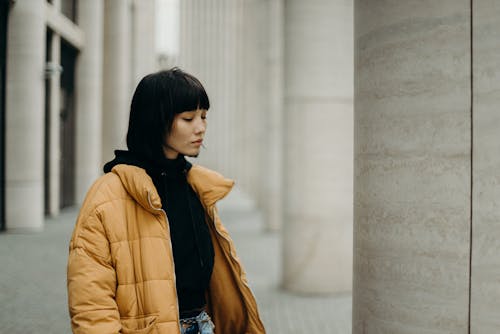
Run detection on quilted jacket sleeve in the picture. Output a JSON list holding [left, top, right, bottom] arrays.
[[67, 211, 121, 334]]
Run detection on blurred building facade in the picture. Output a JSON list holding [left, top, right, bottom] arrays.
[[2, 0, 354, 296], [2, 0, 155, 231]]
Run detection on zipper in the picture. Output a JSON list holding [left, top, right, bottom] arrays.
[[147, 191, 181, 332]]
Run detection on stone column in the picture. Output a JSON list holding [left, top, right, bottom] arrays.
[[263, 0, 283, 231], [283, 0, 353, 293], [353, 1, 471, 333], [5, 0, 46, 231], [102, 0, 131, 164], [75, 0, 103, 203], [131, 0, 155, 87]]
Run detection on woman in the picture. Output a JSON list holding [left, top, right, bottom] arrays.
[[67, 68, 266, 334]]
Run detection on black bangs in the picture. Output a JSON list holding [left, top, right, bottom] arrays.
[[169, 68, 210, 113]]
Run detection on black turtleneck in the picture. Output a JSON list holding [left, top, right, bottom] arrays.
[[103, 150, 215, 317]]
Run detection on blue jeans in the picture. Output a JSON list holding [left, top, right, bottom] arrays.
[[180, 310, 215, 334]]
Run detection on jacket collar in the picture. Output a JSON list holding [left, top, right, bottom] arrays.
[[186, 165, 235, 208], [111, 164, 234, 214]]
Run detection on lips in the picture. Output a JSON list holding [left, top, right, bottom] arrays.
[[192, 139, 203, 145]]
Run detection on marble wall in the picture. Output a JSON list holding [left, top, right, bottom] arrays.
[[354, 0, 471, 332]]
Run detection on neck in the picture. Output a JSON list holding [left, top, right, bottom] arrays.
[[163, 146, 179, 160]]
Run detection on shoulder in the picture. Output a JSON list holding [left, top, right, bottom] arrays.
[[70, 171, 140, 252], [69, 173, 126, 254], [74, 172, 134, 236]]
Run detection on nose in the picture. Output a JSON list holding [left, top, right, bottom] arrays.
[[194, 117, 206, 134]]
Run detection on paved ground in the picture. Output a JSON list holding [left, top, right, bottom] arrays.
[[0, 189, 351, 333]]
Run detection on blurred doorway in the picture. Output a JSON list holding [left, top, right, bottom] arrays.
[[60, 40, 77, 208]]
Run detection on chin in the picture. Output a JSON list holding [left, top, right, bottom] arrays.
[[185, 150, 200, 158]]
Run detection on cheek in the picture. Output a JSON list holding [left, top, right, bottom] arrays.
[[169, 122, 190, 141]]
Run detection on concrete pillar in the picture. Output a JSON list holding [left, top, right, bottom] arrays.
[[102, 0, 131, 164], [131, 0, 156, 87], [283, 0, 353, 293], [5, 0, 46, 231], [46, 31, 61, 216], [471, 2, 500, 332], [353, 1, 470, 333], [75, 0, 103, 203], [263, 0, 283, 231]]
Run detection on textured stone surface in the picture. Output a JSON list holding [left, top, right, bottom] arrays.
[[471, 1, 500, 332], [354, 1, 471, 333], [283, 0, 353, 293]]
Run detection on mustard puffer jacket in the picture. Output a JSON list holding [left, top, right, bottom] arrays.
[[67, 164, 266, 334]]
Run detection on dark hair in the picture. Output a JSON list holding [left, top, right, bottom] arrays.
[[126, 67, 210, 161]]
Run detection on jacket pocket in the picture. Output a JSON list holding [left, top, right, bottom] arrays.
[[120, 314, 159, 334]]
